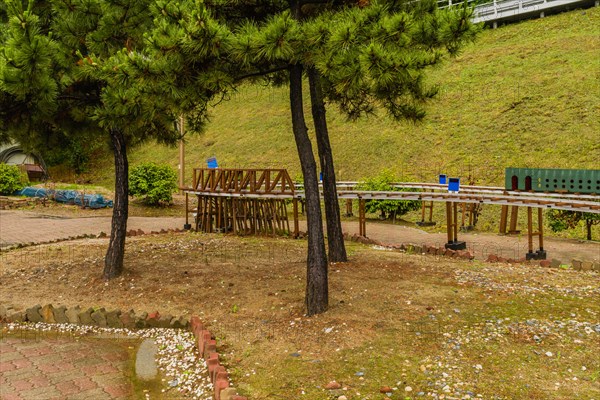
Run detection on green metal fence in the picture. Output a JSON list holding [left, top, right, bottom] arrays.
[[505, 168, 600, 194]]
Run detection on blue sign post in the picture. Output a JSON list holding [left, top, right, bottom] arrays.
[[439, 174, 447, 185]]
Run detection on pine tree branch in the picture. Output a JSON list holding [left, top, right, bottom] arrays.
[[234, 65, 289, 82]]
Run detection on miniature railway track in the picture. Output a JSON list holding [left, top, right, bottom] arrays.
[[182, 168, 599, 260]]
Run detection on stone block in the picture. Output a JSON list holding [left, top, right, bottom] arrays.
[[91, 309, 107, 327], [136, 312, 148, 329], [550, 258, 562, 268], [444, 249, 455, 257], [54, 306, 68, 324], [78, 308, 95, 325], [582, 261, 593, 271], [0, 305, 10, 321], [539, 260, 551, 268], [171, 316, 187, 329], [65, 306, 81, 324], [26, 305, 43, 323], [41, 304, 56, 323], [220, 388, 238, 400], [158, 314, 173, 328], [593, 263, 600, 273], [146, 311, 161, 328], [106, 310, 123, 328], [120, 310, 136, 329], [572, 259, 583, 271], [8, 311, 25, 322]]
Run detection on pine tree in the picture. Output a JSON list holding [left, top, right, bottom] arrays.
[[223, 0, 479, 314], [0, 0, 230, 279]]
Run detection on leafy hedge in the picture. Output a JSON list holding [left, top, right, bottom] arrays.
[[129, 163, 177, 206], [357, 169, 421, 220], [0, 163, 28, 195]]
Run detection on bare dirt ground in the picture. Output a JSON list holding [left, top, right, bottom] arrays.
[[1, 233, 599, 399]]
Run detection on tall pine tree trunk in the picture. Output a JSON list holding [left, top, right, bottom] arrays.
[[289, 63, 329, 316], [307, 66, 347, 263], [103, 128, 129, 280]]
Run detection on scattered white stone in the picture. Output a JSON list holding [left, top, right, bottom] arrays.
[[545, 351, 553, 357], [405, 386, 413, 392]]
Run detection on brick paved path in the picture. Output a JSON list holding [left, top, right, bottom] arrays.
[[0, 210, 184, 249], [0, 333, 137, 400]]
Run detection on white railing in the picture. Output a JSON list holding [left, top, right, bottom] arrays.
[[439, 0, 595, 23]]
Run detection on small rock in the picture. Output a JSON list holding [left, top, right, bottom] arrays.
[[325, 381, 341, 390], [405, 386, 413, 392], [545, 351, 553, 357], [379, 386, 392, 393]]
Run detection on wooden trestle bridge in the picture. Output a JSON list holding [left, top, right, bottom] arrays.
[[182, 168, 600, 260]]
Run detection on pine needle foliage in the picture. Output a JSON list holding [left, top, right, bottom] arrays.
[[0, 0, 233, 278]]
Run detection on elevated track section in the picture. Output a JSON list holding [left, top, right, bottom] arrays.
[[182, 168, 599, 261]]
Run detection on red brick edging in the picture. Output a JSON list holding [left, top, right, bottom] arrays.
[[190, 316, 247, 400]]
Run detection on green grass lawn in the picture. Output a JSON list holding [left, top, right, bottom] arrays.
[[75, 7, 600, 189]]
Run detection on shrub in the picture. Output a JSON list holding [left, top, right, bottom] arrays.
[[0, 163, 28, 195], [129, 163, 178, 206], [357, 169, 421, 220]]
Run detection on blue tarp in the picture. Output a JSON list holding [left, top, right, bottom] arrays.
[[16, 187, 113, 209]]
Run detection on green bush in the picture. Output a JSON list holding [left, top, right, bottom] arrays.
[[129, 163, 178, 206], [357, 169, 421, 220], [0, 163, 28, 195]]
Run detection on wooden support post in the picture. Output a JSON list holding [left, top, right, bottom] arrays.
[[525, 207, 547, 260], [345, 199, 353, 217], [509, 205, 520, 234], [416, 195, 436, 227], [185, 193, 189, 226], [359, 198, 366, 237], [453, 202, 459, 242], [537, 207, 544, 253], [184, 192, 191, 230], [445, 201, 466, 250], [499, 205, 508, 234], [232, 198, 237, 234], [293, 198, 299, 238], [195, 195, 201, 232], [527, 206, 534, 254], [446, 202, 453, 243]]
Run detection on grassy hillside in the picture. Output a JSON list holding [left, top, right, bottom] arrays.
[[83, 8, 600, 187]]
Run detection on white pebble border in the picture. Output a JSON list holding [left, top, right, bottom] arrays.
[[2, 322, 212, 399]]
